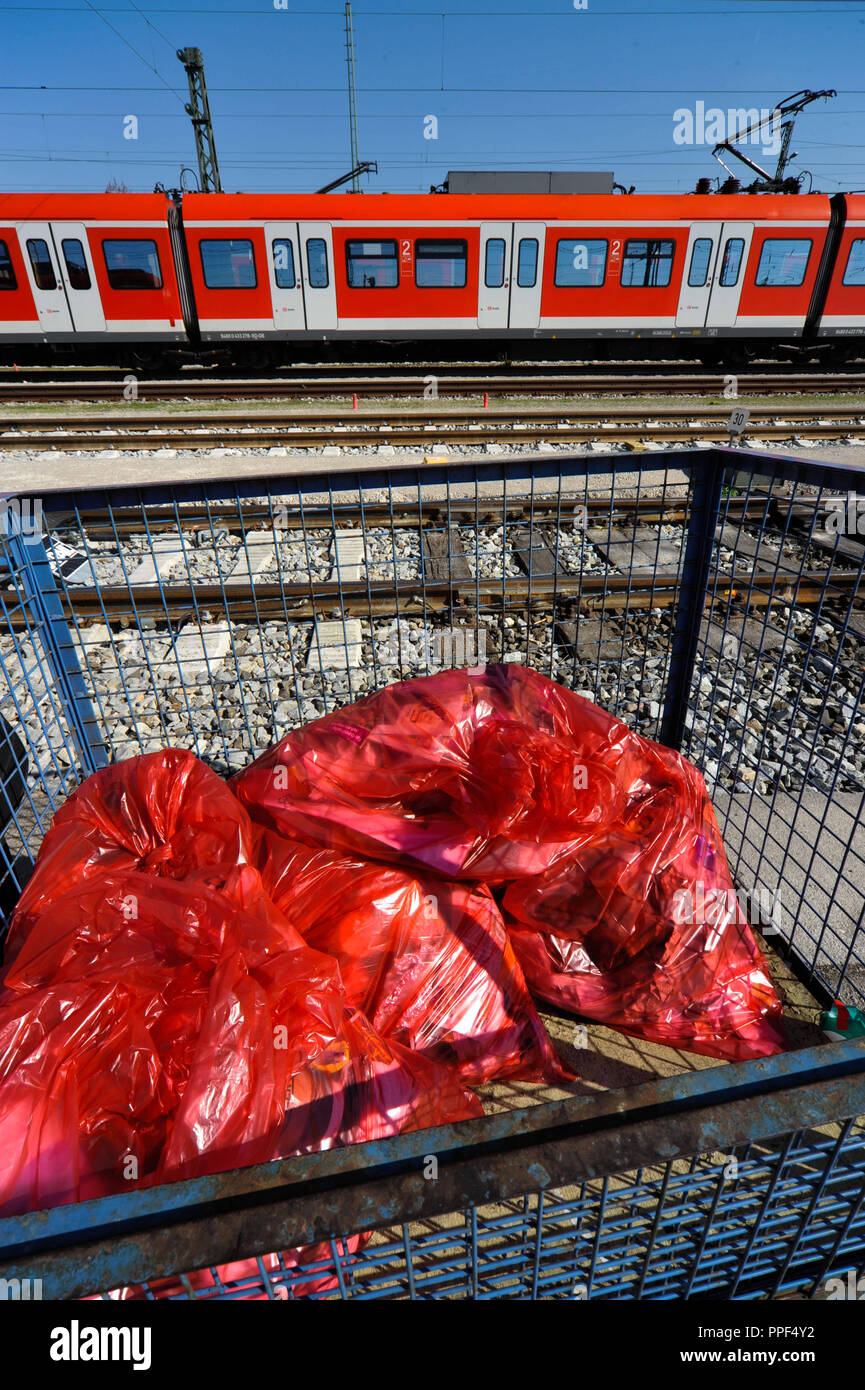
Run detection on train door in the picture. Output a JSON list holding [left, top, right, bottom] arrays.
[[508, 224, 546, 329], [675, 224, 722, 328], [705, 223, 754, 328], [478, 224, 512, 328], [264, 223, 306, 331], [49, 223, 106, 333], [15, 224, 74, 334], [297, 223, 337, 330]]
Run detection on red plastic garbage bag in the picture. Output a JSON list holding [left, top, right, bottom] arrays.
[[254, 828, 568, 1086], [233, 665, 785, 1062], [90, 993, 480, 1301], [4, 747, 255, 966], [157, 890, 483, 1183], [0, 752, 481, 1225], [86, 987, 480, 1300], [231, 664, 628, 880], [0, 864, 338, 1214], [503, 795, 787, 1061]]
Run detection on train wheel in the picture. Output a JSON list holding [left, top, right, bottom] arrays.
[[129, 349, 165, 373], [727, 344, 759, 369]]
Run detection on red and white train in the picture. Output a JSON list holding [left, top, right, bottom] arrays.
[[0, 189, 863, 363]]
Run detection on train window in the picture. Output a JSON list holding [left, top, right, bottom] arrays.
[[345, 239, 398, 288], [754, 238, 812, 287], [687, 238, 713, 287], [61, 239, 91, 291], [719, 238, 745, 287], [200, 239, 256, 289], [26, 239, 57, 291], [0, 241, 16, 290], [554, 239, 607, 287], [517, 238, 539, 288], [102, 239, 163, 290], [484, 238, 506, 288], [415, 239, 468, 288], [842, 238, 865, 286], [621, 240, 675, 288], [306, 238, 329, 289], [272, 239, 296, 289]]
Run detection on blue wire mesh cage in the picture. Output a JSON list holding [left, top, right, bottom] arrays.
[[0, 445, 863, 1300]]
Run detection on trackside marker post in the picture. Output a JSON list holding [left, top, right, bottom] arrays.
[[727, 406, 750, 447]]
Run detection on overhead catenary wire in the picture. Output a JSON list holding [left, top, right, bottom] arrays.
[[1, 3, 864, 11], [78, 0, 186, 106], [125, 0, 177, 54]]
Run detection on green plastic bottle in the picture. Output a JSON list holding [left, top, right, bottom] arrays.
[[821, 1001, 865, 1040]]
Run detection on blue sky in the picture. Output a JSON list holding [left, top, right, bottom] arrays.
[[2, 0, 864, 195]]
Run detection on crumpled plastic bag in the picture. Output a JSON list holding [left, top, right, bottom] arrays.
[[0, 751, 481, 1237], [500, 743, 787, 1059], [502, 820, 786, 1062], [233, 665, 785, 1062], [254, 828, 568, 1086], [231, 664, 627, 880], [4, 746, 255, 965]]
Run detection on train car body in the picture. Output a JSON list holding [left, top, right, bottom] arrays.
[[180, 192, 836, 348], [0, 189, 861, 362], [0, 193, 186, 349]]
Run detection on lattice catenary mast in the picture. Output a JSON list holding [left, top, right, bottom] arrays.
[[177, 46, 223, 194]]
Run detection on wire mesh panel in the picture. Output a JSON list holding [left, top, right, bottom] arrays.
[[91, 1121, 865, 1302], [1, 1037, 862, 1303], [0, 501, 107, 923], [0, 454, 707, 925], [682, 453, 865, 1011]]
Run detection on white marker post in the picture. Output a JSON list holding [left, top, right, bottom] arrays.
[[726, 405, 750, 448]]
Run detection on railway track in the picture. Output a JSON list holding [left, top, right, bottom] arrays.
[[4, 403, 865, 451], [0, 358, 844, 377], [30, 565, 864, 633], [1, 370, 863, 404], [44, 489, 766, 539], [21, 483, 861, 635], [52, 564, 862, 619]]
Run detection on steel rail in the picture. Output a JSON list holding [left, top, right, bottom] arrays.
[[3, 405, 865, 451], [24, 565, 861, 631], [1, 370, 863, 403], [45, 489, 764, 538]]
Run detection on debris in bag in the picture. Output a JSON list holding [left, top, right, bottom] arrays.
[[254, 828, 569, 1086], [233, 664, 786, 1061]]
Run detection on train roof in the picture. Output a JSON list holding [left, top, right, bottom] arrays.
[[180, 192, 833, 222], [0, 192, 174, 220], [0, 190, 839, 223], [841, 194, 865, 221]]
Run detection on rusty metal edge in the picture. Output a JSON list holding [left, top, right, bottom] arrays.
[[1, 1038, 863, 1299]]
